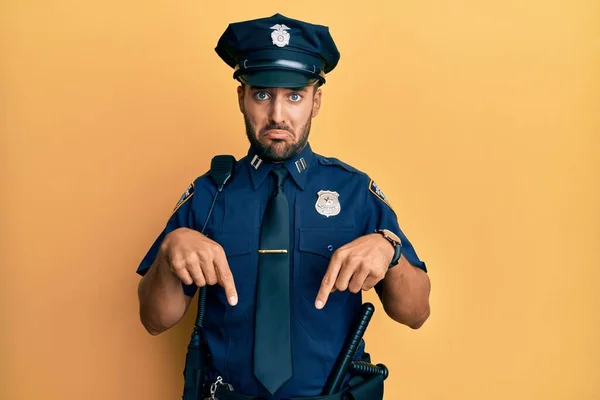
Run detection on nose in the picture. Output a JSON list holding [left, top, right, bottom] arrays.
[[268, 97, 285, 125]]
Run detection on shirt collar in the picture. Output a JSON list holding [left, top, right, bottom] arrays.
[[246, 142, 315, 191]]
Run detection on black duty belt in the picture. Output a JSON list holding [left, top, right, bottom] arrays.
[[212, 373, 385, 400]]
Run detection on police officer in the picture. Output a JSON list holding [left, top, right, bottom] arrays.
[[136, 13, 431, 400]]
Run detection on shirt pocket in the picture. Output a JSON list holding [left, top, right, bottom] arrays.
[[294, 227, 359, 338], [209, 231, 257, 325]]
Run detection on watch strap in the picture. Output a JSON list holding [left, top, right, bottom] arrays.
[[375, 229, 402, 268]]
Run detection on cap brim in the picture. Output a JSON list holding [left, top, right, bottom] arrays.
[[238, 70, 320, 88]]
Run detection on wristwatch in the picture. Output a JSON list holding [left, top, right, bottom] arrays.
[[375, 229, 402, 268]]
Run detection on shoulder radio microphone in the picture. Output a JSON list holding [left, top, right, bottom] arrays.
[[182, 154, 236, 400]]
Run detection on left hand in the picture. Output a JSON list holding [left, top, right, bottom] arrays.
[[315, 233, 394, 309]]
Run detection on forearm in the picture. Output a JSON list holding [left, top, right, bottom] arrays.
[[137, 252, 190, 335], [380, 255, 431, 329]]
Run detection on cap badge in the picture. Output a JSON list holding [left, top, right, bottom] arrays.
[[270, 24, 290, 47], [315, 190, 341, 217]]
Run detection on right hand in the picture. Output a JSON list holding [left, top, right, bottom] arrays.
[[159, 227, 238, 306]]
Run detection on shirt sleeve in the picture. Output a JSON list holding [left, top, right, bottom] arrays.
[[136, 181, 198, 297], [362, 177, 427, 272]]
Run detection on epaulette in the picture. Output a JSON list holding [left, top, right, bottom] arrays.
[[316, 155, 363, 175]]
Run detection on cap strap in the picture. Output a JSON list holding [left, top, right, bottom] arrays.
[[234, 58, 325, 81]]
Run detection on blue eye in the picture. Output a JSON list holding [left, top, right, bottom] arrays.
[[290, 93, 301, 101], [255, 92, 270, 101]]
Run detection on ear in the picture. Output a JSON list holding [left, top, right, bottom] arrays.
[[237, 85, 244, 113], [311, 86, 322, 118]]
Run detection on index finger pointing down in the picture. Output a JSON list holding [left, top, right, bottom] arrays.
[[214, 251, 238, 306], [315, 256, 343, 309]]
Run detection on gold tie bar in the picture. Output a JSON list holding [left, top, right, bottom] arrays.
[[258, 249, 288, 254]]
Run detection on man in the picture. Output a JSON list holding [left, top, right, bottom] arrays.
[[136, 13, 431, 400]]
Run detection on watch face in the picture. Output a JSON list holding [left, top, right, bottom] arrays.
[[382, 229, 401, 244]]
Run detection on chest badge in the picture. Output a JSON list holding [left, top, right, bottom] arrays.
[[315, 190, 341, 217]]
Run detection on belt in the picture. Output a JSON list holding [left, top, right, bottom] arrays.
[[212, 373, 384, 400]]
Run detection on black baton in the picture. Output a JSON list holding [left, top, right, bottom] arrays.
[[322, 302, 375, 395]]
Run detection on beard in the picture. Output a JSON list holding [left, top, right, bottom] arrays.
[[244, 113, 312, 162]]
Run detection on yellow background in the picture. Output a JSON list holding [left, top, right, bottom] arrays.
[[2, 1, 598, 399]]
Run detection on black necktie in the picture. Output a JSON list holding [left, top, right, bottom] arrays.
[[253, 167, 292, 395]]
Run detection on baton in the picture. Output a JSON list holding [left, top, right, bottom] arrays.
[[322, 302, 375, 395], [349, 361, 388, 380]]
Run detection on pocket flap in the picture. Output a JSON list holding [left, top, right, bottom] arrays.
[[211, 232, 252, 257], [298, 228, 357, 259]]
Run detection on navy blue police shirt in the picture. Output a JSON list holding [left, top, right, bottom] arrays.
[[136, 142, 427, 399]]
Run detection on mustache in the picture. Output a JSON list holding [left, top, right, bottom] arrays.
[[261, 124, 293, 135]]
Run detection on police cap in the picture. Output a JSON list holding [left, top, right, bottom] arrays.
[[215, 13, 340, 88]]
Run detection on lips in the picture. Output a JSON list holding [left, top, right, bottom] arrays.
[[263, 129, 290, 140]]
